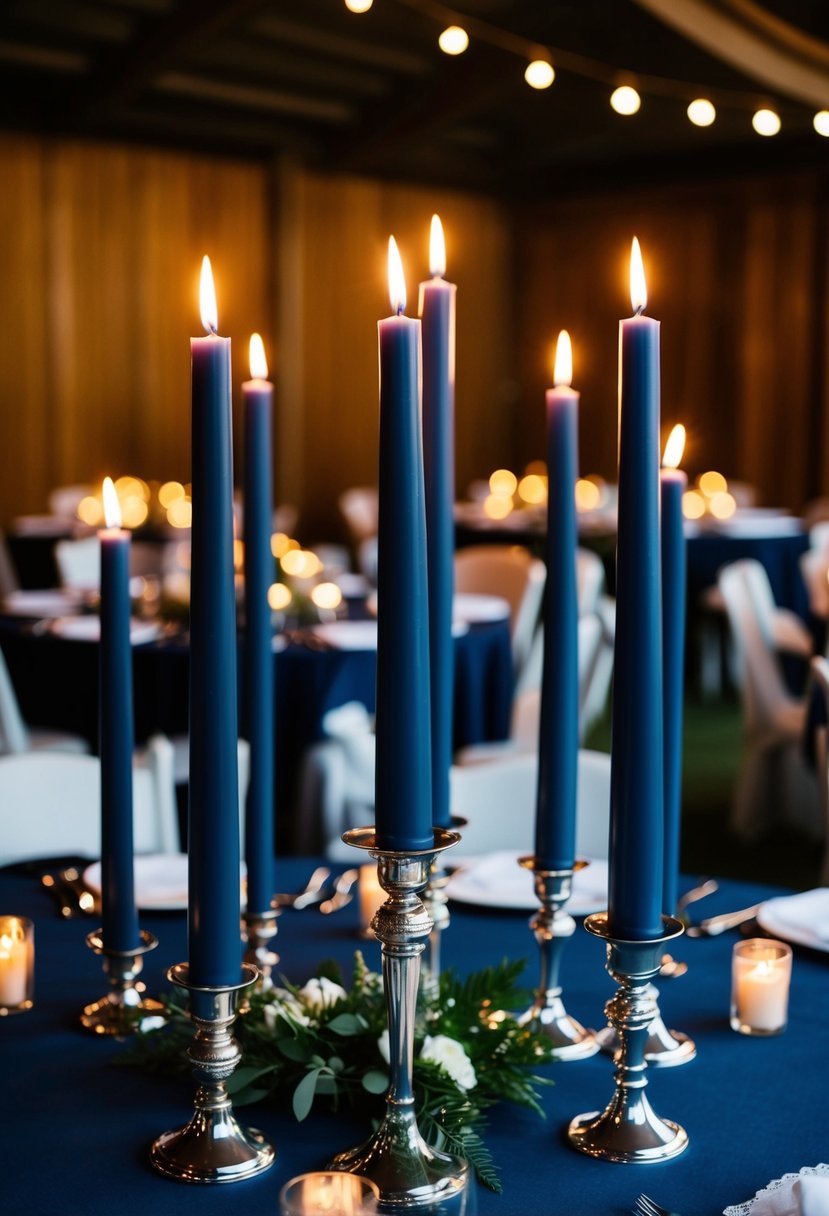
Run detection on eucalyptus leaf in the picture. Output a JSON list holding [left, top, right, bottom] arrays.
[[293, 1068, 322, 1121], [361, 1069, 388, 1095], [326, 1013, 364, 1036], [278, 1038, 312, 1063]]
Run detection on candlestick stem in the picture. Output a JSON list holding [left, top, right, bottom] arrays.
[[568, 913, 689, 1163], [594, 980, 696, 1067], [150, 962, 275, 1183], [517, 858, 598, 1060], [242, 909, 280, 991], [329, 827, 469, 1209], [81, 929, 164, 1037]]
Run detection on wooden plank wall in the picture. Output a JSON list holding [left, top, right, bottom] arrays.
[[514, 170, 829, 513]]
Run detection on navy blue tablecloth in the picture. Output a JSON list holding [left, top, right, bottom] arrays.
[[2, 861, 826, 1216]]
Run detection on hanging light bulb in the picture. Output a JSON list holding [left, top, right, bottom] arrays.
[[344, 0, 373, 12], [687, 98, 716, 127], [814, 110, 829, 136], [752, 108, 780, 136], [525, 59, 555, 90], [610, 85, 641, 115], [438, 26, 469, 55]]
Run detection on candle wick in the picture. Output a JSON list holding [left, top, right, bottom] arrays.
[[207, 323, 218, 335], [396, 305, 404, 317], [635, 304, 645, 317]]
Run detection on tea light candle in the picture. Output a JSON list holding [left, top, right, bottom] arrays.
[[358, 864, 385, 936], [731, 938, 792, 1035], [279, 1171, 379, 1216], [0, 917, 33, 1012]]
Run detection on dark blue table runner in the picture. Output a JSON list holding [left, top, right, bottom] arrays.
[[1, 861, 826, 1216]]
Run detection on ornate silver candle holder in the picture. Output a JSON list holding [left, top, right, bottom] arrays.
[[242, 908, 280, 990], [329, 826, 470, 1210], [595, 983, 696, 1067], [568, 913, 689, 1164], [81, 929, 164, 1037], [517, 857, 598, 1060], [423, 816, 465, 983], [150, 961, 275, 1184]]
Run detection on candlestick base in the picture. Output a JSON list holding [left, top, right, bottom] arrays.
[[568, 914, 689, 1163], [595, 984, 696, 1067], [242, 908, 280, 991], [328, 827, 470, 1208], [81, 929, 164, 1037], [517, 858, 598, 1061], [150, 962, 275, 1184]]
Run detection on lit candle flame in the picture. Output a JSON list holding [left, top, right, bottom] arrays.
[[662, 423, 686, 469], [553, 329, 573, 388], [102, 476, 122, 529], [200, 255, 218, 334], [630, 236, 647, 314], [429, 214, 446, 277], [249, 332, 268, 379], [388, 236, 407, 314]]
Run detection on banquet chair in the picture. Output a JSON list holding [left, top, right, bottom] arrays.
[[579, 595, 616, 738], [741, 558, 811, 661], [454, 545, 545, 682], [0, 647, 89, 757], [807, 657, 829, 885], [295, 702, 375, 858], [459, 613, 604, 759], [449, 749, 611, 860], [718, 561, 818, 840], [0, 734, 179, 866], [576, 548, 605, 616]]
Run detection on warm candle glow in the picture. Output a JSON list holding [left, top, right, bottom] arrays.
[[553, 329, 573, 387], [199, 255, 218, 334], [688, 98, 716, 127], [429, 214, 446, 277], [630, 237, 647, 314], [662, 424, 686, 469], [525, 59, 555, 89], [249, 332, 268, 379], [611, 85, 641, 115], [102, 477, 122, 529], [387, 236, 407, 314], [438, 25, 468, 55]]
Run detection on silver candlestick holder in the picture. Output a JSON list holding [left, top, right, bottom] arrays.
[[423, 816, 466, 983], [242, 908, 280, 990], [150, 962, 275, 1184], [328, 826, 470, 1210], [517, 857, 598, 1061], [81, 929, 164, 1037], [595, 982, 696, 1067], [568, 913, 689, 1164]]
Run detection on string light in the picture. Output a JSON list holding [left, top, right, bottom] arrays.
[[525, 60, 555, 90], [814, 111, 829, 136], [610, 85, 641, 116], [687, 98, 716, 127], [344, 0, 373, 12], [438, 25, 468, 55], [752, 108, 781, 136]]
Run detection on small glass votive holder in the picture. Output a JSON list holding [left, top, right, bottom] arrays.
[[279, 1171, 379, 1216], [0, 916, 34, 1015], [358, 864, 385, 939], [730, 938, 792, 1036]]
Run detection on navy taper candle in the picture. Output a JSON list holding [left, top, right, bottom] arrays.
[[660, 426, 687, 917], [608, 238, 665, 941], [188, 256, 242, 988], [419, 215, 456, 832], [242, 333, 276, 916], [535, 331, 580, 870], [374, 237, 433, 852], [99, 478, 139, 953]]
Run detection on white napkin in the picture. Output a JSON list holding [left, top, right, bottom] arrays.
[[724, 1166, 829, 1216], [769, 889, 829, 942], [312, 620, 378, 651], [2, 589, 82, 618]]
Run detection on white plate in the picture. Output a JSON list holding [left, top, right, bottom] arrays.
[[2, 589, 83, 618], [83, 854, 247, 912], [756, 888, 829, 954], [311, 620, 378, 650], [447, 850, 608, 915], [453, 593, 511, 623], [50, 617, 161, 645]]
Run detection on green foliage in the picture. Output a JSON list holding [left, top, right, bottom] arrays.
[[120, 953, 552, 1191]]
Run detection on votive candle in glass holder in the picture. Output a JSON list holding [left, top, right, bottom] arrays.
[[0, 917, 34, 1014], [279, 1171, 379, 1216], [731, 938, 792, 1036], [358, 865, 385, 938]]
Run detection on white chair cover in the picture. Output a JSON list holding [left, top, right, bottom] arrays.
[[0, 648, 89, 757], [454, 545, 545, 684]]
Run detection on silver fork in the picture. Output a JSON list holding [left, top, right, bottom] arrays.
[[635, 1193, 682, 1216]]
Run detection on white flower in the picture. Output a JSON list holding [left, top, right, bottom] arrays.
[[264, 987, 310, 1030], [377, 1029, 391, 1064], [420, 1034, 477, 1090], [298, 976, 348, 1012]]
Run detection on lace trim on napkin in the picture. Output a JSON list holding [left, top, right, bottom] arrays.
[[724, 1164, 829, 1216]]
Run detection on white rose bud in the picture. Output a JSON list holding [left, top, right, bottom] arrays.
[[299, 976, 348, 1012], [420, 1034, 477, 1090]]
